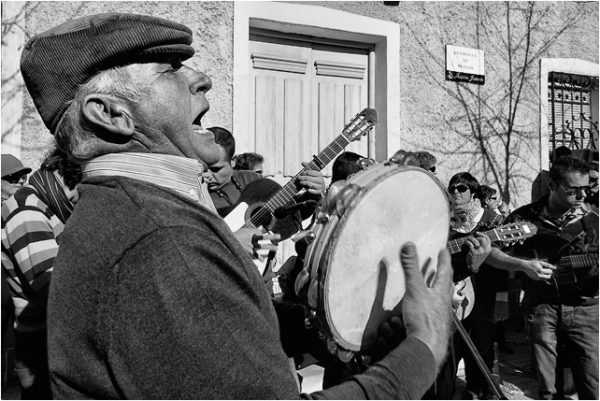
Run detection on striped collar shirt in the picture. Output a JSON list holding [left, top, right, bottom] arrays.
[[82, 153, 217, 214]]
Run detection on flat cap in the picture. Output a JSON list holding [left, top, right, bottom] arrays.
[[20, 13, 195, 134]]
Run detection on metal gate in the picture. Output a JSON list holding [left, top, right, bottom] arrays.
[[548, 72, 599, 157]]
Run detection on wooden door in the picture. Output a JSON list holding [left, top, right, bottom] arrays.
[[249, 32, 370, 179]]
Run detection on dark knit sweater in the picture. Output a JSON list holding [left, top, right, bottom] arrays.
[[48, 176, 436, 399]]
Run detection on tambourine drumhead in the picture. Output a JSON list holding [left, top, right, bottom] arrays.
[[312, 165, 449, 353]]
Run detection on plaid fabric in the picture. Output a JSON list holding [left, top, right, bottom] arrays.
[[1, 187, 64, 332]]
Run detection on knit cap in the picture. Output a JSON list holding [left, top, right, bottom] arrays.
[[20, 13, 195, 134]]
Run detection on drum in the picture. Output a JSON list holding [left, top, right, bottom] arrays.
[[301, 163, 450, 361]]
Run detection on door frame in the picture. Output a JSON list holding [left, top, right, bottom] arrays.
[[233, 1, 400, 161]]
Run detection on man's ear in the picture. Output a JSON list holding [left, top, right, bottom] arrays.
[[548, 178, 558, 191], [81, 94, 135, 144]]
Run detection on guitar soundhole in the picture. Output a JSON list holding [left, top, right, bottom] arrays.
[[246, 202, 272, 227]]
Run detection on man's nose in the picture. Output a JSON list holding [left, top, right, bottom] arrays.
[[185, 66, 212, 94]]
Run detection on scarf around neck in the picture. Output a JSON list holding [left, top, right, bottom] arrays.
[[28, 169, 74, 224]]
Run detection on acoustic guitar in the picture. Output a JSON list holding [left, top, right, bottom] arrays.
[[450, 221, 538, 319], [224, 108, 378, 275], [224, 108, 378, 234], [513, 233, 599, 296]]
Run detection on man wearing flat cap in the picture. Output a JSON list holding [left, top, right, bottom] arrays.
[[21, 13, 453, 399]]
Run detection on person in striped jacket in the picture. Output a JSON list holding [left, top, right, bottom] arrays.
[[1, 148, 80, 399]]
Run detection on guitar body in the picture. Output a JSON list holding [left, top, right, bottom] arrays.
[[237, 178, 283, 227], [453, 277, 475, 320], [513, 233, 598, 294]]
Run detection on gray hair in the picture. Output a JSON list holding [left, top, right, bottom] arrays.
[[54, 66, 143, 160]]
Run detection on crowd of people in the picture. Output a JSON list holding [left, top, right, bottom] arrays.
[[1, 12, 598, 401]]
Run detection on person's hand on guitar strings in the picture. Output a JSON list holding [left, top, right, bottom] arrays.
[[297, 162, 326, 197], [518, 258, 556, 282], [233, 226, 280, 261], [465, 232, 492, 273], [399, 243, 453, 370]]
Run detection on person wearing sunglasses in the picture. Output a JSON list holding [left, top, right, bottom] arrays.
[[1, 154, 32, 205], [2, 148, 80, 399], [475, 185, 506, 222], [428, 172, 503, 400], [493, 156, 598, 400]]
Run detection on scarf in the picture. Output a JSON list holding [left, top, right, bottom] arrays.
[[450, 198, 482, 233], [28, 169, 74, 224]]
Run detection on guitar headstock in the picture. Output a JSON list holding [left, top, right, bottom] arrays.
[[342, 108, 378, 142], [496, 221, 537, 246]]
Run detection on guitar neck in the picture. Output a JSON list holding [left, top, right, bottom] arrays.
[[558, 254, 599, 269], [447, 229, 500, 254], [249, 134, 351, 224]]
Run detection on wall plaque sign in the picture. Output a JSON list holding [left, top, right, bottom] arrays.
[[445, 45, 485, 85]]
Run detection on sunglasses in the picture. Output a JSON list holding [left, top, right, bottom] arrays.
[[2, 173, 26, 184], [448, 184, 470, 193], [560, 184, 591, 197]]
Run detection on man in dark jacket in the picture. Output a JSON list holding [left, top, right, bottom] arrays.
[[20, 12, 454, 399], [503, 156, 598, 400]]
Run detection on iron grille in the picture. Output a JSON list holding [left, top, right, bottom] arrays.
[[548, 72, 599, 156]]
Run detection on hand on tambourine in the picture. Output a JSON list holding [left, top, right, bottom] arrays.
[[233, 226, 280, 260], [400, 243, 453, 370], [372, 316, 406, 362]]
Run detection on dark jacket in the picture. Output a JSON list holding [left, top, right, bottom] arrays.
[[48, 175, 436, 399], [505, 196, 598, 304]]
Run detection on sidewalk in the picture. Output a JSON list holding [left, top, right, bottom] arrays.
[[454, 327, 538, 400]]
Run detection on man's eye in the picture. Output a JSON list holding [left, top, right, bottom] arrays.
[[163, 59, 183, 73], [170, 59, 183, 70]]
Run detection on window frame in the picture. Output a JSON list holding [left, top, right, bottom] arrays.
[[539, 58, 599, 168]]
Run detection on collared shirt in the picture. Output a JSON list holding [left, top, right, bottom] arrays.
[[83, 153, 217, 214]]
